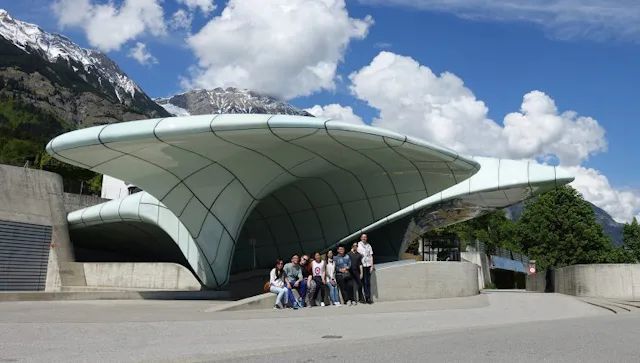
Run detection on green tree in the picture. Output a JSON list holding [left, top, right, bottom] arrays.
[[622, 217, 640, 262], [408, 210, 518, 255], [515, 185, 614, 269], [605, 245, 636, 264]]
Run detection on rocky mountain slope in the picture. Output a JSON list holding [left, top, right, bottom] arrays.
[[505, 200, 624, 247], [155, 87, 314, 117], [0, 9, 169, 127]]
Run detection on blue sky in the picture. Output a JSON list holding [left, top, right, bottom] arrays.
[[2, 0, 639, 221]]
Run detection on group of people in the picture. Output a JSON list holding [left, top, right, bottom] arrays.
[[267, 234, 374, 309]]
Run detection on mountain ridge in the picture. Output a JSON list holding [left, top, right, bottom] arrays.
[[0, 9, 169, 126], [155, 87, 314, 117]]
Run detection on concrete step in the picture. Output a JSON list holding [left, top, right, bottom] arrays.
[[60, 285, 195, 292], [0, 290, 236, 302]]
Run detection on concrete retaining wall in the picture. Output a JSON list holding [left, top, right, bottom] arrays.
[[82, 263, 202, 290], [215, 261, 479, 311], [62, 193, 108, 213], [461, 252, 492, 290], [0, 165, 64, 226], [526, 264, 640, 299], [554, 264, 640, 300], [0, 164, 88, 291], [372, 261, 479, 301], [526, 271, 546, 292]]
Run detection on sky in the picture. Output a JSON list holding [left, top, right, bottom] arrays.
[[2, 0, 640, 223]]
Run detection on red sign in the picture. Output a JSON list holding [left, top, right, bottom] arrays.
[[529, 266, 536, 274]]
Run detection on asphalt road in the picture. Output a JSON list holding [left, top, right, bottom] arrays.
[[212, 313, 640, 363], [0, 292, 631, 363]]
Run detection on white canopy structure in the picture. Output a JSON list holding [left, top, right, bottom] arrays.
[[47, 114, 573, 289]]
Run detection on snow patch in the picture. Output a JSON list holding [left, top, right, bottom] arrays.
[[0, 9, 140, 103]]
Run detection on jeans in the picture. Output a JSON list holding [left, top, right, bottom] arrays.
[[306, 279, 317, 306], [287, 279, 307, 306], [336, 274, 353, 303], [311, 276, 325, 305], [270, 285, 288, 306], [362, 266, 372, 301], [326, 278, 339, 304], [350, 270, 364, 302]]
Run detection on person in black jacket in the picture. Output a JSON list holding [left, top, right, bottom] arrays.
[[348, 242, 365, 304]]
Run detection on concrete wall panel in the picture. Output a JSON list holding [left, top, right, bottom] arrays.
[[0, 165, 63, 226], [82, 262, 201, 290], [371, 261, 479, 301], [216, 261, 479, 311], [62, 193, 108, 213], [544, 264, 640, 300], [525, 272, 546, 292]]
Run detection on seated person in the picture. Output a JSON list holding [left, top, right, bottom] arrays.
[[284, 255, 307, 308], [300, 254, 315, 308], [311, 252, 326, 307], [269, 259, 288, 309]]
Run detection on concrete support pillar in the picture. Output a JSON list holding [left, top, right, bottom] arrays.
[[47, 193, 86, 288]]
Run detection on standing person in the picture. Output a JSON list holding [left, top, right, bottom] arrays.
[[357, 233, 374, 304], [334, 245, 354, 305], [325, 250, 340, 306], [310, 252, 326, 306], [269, 259, 288, 309], [348, 242, 365, 304], [284, 255, 307, 309]]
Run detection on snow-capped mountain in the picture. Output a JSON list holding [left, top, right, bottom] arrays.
[[0, 9, 169, 125], [155, 88, 315, 117]]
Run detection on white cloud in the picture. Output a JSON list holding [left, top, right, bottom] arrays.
[[177, 0, 217, 15], [305, 104, 366, 125], [357, 0, 640, 42], [51, 0, 166, 52], [127, 42, 158, 65], [569, 166, 640, 223], [339, 50, 638, 222], [169, 9, 193, 30], [183, 0, 373, 99], [349, 51, 607, 166]]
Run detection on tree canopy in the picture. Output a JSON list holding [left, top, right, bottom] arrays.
[[0, 95, 102, 195], [516, 185, 627, 269], [622, 217, 640, 262], [413, 185, 636, 269]]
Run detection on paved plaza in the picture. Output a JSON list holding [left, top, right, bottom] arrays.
[[0, 291, 637, 362]]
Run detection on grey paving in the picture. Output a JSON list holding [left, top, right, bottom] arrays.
[[0, 291, 616, 363], [210, 314, 640, 363]]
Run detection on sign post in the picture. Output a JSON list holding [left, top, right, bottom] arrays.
[[528, 260, 536, 275]]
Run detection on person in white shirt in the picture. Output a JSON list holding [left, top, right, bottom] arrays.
[[310, 252, 326, 307], [269, 259, 288, 309], [324, 250, 340, 306], [357, 233, 374, 304]]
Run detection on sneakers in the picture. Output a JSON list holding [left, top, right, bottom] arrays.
[[320, 302, 325, 307]]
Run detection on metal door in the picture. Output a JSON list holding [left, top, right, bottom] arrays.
[[0, 220, 52, 291]]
